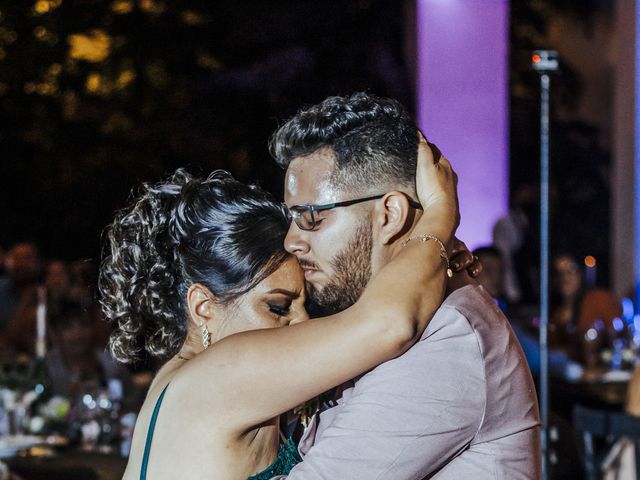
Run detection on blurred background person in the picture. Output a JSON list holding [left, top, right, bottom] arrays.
[[45, 259, 72, 303], [550, 253, 622, 368], [0, 241, 43, 354], [492, 183, 539, 306], [68, 260, 97, 304], [68, 259, 112, 347], [47, 297, 140, 410], [474, 246, 583, 381], [474, 246, 509, 312]]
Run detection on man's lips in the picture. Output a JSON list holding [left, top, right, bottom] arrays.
[[303, 269, 321, 280], [299, 261, 321, 279], [299, 260, 319, 270]]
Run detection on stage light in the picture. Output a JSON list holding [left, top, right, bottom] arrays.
[[532, 50, 559, 72]]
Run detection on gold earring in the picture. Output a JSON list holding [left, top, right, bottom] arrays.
[[199, 322, 211, 349]]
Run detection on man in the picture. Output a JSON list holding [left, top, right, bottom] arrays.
[[270, 93, 541, 479]]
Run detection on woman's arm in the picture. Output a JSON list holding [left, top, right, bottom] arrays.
[[175, 138, 458, 432]]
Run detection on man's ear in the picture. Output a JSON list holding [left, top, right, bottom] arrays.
[[186, 283, 218, 330], [373, 191, 414, 245]]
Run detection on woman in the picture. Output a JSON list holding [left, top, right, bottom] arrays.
[[100, 138, 458, 479], [550, 253, 622, 367]]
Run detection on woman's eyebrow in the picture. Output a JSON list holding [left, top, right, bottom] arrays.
[[265, 288, 299, 298]]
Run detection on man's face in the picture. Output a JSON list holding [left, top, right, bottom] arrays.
[[284, 148, 373, 316]]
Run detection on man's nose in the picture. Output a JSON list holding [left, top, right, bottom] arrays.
[[284, 223, 310, 256]]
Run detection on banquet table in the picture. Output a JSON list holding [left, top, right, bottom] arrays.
[[550, 368, 632, 419]]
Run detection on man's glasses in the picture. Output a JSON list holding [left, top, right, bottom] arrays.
[[288, 194, 422, 231]]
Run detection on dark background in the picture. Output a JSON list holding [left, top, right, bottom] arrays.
[[0, 0, 614, 284]]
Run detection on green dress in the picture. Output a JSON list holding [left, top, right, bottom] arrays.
[[140, 384, 301, 480], [246, 438, 301, 479]]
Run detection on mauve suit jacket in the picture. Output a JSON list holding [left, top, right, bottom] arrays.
[[273, 285, 541, 479]]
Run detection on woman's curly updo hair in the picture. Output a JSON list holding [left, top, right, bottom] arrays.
[[99, 169, 291, 364]]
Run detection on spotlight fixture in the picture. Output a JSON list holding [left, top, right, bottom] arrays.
[[532, 50, 559, 73]]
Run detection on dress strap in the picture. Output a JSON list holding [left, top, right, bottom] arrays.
[[140, 383, 169, 480]]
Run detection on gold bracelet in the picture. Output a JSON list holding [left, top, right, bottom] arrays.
[[400, 234, 453, 278]]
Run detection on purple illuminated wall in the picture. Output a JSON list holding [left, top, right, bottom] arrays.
[[416, 0, 509, 249]]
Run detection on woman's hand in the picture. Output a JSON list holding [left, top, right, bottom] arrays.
[[449, 238, 483, 278], [446, 238, 482, 294], [413, 133, 459, 247]]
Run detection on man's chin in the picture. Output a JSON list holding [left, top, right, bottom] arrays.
[[305, 282, 353, 318]]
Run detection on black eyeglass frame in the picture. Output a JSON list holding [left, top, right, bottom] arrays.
[[288, 193, 422, 231]]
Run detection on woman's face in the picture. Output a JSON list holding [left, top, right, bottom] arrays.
[[553, 255, 583, 298], [213, 256, 308, 342]]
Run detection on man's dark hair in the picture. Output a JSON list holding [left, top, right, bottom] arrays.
[[269, 92, 419, 194]]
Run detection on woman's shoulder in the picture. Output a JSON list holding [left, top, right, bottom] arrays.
[[149, 360, 229, 426]]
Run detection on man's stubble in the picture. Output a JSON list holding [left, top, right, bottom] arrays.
[[305, 220, 373, 317]]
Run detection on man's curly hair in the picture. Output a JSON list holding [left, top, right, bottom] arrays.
[[269, 92, 419, 194]]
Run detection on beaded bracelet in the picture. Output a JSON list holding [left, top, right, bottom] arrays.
[[400, 234, 453, 278]]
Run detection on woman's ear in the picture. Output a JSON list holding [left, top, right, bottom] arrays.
[[373, 191, 414, 245], [186, 283, 217, 331]]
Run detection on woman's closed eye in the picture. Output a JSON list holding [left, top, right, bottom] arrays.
[[268, 302, 291, 317]]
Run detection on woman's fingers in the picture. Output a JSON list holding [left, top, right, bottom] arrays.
[[468, 258, 483, 278], [427, 141, 442, 166], [412, 130, 460, 248], [415, 134, 455, 209], [449, 238, 483, 277]]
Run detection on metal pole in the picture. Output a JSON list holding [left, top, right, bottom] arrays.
[[539, 72, 551, 480]]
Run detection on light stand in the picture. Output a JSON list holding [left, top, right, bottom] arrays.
[[532, 49, 558, 480]]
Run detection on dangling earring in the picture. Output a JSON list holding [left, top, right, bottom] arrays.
[[199, 321, 211, 349]]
